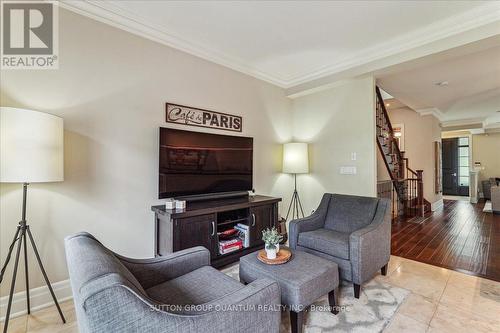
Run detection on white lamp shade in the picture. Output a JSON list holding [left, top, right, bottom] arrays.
[[1, 107, 64, 183], [283, 142, 309, 174]]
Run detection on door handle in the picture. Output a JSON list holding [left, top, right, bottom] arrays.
[[211, 221, 215, 237], [251, 213, 256, 227], [452, 173, 457, 176]]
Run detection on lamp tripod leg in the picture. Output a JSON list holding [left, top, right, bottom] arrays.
[[293, 190, 300, 218], [3, 228, 24, 333], [23, 226, 30, 314], [285, 194, 294, 221], [26, 226, 66, 323], [0, 226, 21, 284], [295, 190, 305, 217]]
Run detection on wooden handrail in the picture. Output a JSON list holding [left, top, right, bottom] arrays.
[[375, 86, 425, 218]]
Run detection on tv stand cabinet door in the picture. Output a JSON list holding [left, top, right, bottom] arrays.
[[174, 214, 217, 258], [249, 204, 276, 247]]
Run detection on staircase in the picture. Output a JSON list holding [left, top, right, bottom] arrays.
[[375, 87, 429, 219]]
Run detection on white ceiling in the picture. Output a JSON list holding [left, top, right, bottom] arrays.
[[60, 0, 500, 89], [378, 42, 500, 129]]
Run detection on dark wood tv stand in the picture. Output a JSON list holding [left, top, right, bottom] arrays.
[[151, 195, 281, 268]]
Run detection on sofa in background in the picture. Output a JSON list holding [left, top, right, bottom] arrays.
[[289, 193, 391, 298], [482, 178, 500, 200], [65, 232, 281, 333], [491, 183, 500, 214]]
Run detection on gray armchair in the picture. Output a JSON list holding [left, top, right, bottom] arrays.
[[482, 178, 500, 200], [65, 232, 281, 333], [289, 194, 391, 298], [492, 184, 500, 214]]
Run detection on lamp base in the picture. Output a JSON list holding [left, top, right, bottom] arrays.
[[285, 174, 305, 220], [0, 184, 65, 333]]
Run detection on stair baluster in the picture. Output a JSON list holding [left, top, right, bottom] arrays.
[[375, 87, 427, 219]]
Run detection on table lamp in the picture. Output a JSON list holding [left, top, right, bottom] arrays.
[[0, 107, 66, 332], [283, 142, 309, 220]]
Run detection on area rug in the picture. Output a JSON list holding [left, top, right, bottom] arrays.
[[222, 264, 409, 333], [483, 201, 493, 213]]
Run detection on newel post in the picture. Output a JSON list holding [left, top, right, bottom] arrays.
[[416, 170, 424, 217]]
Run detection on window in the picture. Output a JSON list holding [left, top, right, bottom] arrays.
[[458, 137, 469, 187]]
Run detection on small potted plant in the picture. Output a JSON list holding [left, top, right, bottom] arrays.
[[262, 227, 283, 259]]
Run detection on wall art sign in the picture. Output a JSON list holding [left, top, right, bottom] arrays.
[[166, 103, 242, 132]]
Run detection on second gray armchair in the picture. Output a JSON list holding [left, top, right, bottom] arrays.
[[289, 193, 391, 298]]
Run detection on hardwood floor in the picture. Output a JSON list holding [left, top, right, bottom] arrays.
[[391, 199, 500, 282]]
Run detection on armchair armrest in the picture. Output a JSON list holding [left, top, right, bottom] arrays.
[[82, 278, 281, 333], [289, 194, 330, 249], [349, 198, 391, 284], [116, 246, 210, 289]]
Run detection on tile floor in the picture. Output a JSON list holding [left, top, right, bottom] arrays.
[[1, 255, 499, 333]]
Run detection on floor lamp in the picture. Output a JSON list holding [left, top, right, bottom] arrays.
[[0, 107, 66, 333], [283, 143, 309, 220]]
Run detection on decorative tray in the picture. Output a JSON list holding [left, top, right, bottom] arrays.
[[257, 248, 292, 265]]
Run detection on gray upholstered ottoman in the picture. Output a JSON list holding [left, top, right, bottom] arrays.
[[239, 247, 339, 333]]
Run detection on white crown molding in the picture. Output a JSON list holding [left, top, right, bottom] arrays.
[[469, 128, 485, 135], [286, 79, 354, 99], [441, 117, 486, 128], [285, 2, 500, 87], [58, 1, 500, 89], [57, 0, 288, 87], [484, 113, 500, 128], [415, 108, 445, 120]]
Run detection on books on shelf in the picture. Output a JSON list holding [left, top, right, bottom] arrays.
[[219, 238, 243, 255], [234, 223, 250, 248], [217, 223, 250, 255], [219, 238, 242, 248]]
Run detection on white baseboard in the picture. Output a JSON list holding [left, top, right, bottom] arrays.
[[431, 199, 444, 211], [0, 279, 72, 322]]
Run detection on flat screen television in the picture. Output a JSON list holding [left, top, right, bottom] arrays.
[[159, 128, 253, 199]]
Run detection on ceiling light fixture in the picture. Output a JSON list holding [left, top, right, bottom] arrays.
[[435, 81, 449, 87]]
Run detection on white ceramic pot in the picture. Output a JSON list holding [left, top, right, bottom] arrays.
[[265, 247, 277, 259], [276, 243, 280, 253]]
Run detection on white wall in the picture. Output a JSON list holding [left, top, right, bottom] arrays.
[[0, 9, 292, 297], [291, 77, 377, 214]]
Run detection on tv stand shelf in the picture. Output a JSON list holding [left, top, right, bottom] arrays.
[[151, 195, 281, 268]]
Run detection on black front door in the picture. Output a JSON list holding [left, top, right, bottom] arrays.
[[442, 138, 459, 195]]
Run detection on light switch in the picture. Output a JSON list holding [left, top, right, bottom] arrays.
[[340, 166, 357, 175], [351, 152, 357, 161]]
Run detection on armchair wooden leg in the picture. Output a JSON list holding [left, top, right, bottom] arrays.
[[381, 264, 388, 276], [328, 288, 339, 314], [290, 310, 304, 333], [353, 283, 361, 299]]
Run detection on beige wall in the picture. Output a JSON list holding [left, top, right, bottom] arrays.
[[0, 10, 380, 299], [291, 77, 377, 215], [472, 132, 500, 182], [377, 107, 442, 205], [0, 9, 292, 296]]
